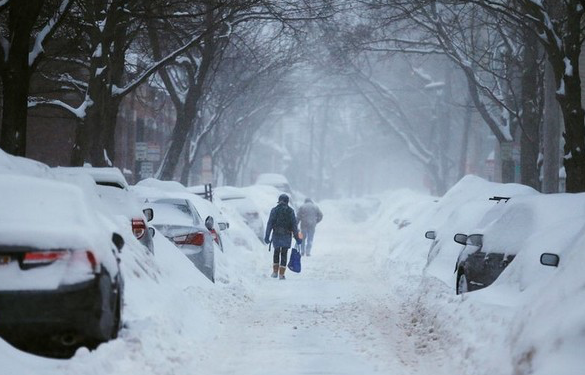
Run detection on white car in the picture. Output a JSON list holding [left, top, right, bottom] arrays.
[[255, 173, 293, 196], [54, 167, 155, 253], [133, 180, 227, 252], [147, 198, 215, 282], [215, 186, 265, 241]]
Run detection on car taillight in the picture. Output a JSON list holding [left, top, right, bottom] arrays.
[[132, 218, 146, 239], [22, 250, 67, 267], [69, 250, 100, 273], [21, 250, 99, 273], [172, 232, 205, 246], [210, 229, 220, 245]]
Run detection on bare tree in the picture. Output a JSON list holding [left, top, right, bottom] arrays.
[[468, 0, 585, 191], [0, 0, 72, 156]]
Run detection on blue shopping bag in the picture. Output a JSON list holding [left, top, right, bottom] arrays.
[[287, 248, 301, 273]]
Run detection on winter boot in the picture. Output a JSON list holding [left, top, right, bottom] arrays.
[[271, 264, 278, 278], [279, 266, 286, 280]]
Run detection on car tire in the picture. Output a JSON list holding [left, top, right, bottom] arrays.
[[457, 272, 469, 295], [94, 271, 117, 343], [111, 291, 122, 339]]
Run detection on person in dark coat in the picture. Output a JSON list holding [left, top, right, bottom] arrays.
[[265, 193, 302, 280], [297, 198, 323, 256]]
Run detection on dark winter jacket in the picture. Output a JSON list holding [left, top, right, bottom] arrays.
[[297, 201, 323, 231], [265, 202, 301, 248]]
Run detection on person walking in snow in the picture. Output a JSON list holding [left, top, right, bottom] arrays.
[[297, 198, 323, 256], [265, 193, 302, 280]]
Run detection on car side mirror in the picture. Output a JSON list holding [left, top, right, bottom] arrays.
[[425, 231, 436, 240], [143, 208, 154, 222], [112, 233, 125, 252], [205, 216, 214, 231], [540, 253, 559, 267], [149, 227, 156, 238], [454, 233, 468, 245]]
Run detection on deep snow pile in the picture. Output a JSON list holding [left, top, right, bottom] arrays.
[[0, 151, 266, 374], [370, 175, 585, 375]]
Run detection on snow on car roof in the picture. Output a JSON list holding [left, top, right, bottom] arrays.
[[0, 175, 110, 251], [214, 186, 247, 200], [55, 166, 129, 189], [136, 178, 187, 193], [255, 173, 289, 185]]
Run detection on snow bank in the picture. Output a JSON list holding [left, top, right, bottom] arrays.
[[0, 153, 264, 374], [368, 175, 584, 375]]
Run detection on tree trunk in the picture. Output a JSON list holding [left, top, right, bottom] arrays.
[[500, 141, 515, 183], [180, 143, 192, 186], [542, 62, 560, 193], [436, 66, 453, 194], [223, 160, 238, 186], [0, 0, 44, 156], [159, 112, 190, 180], [459, 98, 472, 180], [71, 0, 128, 167], [519, 27, 541, 190], [155, 7, 216, 181], [547, 2, 585, 192]]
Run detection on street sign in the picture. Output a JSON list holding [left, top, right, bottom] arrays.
[[147, 143, 161, 162], [136, 142, 148, 161], [139, 161, 154, 178]]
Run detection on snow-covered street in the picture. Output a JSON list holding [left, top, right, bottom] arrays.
[[2, 1, 585, 373], [190, 202, 451, 375]]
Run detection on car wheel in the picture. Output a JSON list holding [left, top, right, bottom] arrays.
[[95, 271, 116, 342], [457, 273, 469, 295], [111, 291, 122, 339]]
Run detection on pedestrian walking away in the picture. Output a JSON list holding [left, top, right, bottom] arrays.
[[265, 193, 302, 280], [297, 198, 323, 256]]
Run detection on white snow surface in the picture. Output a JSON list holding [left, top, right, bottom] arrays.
[[0, 175, 108, 251], [1, 160, 584, 375]]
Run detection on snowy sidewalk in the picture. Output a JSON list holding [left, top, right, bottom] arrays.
[[192, 205, 451, 375]]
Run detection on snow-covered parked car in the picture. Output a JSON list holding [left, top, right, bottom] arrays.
[[147, 198, 215, 282], [254, 173, 303, 207], [186, 193, 229, 252], [255, 173, 293, 196], [450, 194, 579, 295], [0, 175, 124, 353], [54, 167, 155, 253], [215, 186, 265, 241], [133, 179, 227, 252]]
